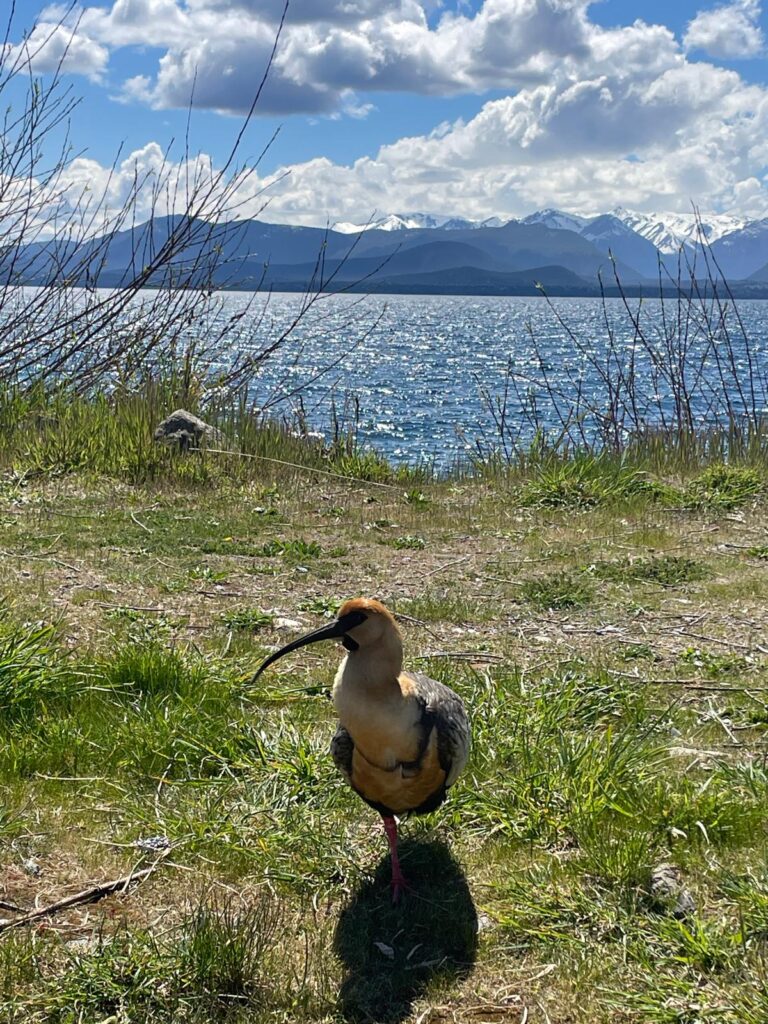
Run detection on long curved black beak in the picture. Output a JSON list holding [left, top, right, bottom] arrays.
[[252, 609, 367, 681]]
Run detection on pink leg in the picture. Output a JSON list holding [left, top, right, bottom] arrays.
[[382, 815, 409, 903]]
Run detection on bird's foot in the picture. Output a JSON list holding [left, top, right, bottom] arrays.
[[390, 870, 412, 905]]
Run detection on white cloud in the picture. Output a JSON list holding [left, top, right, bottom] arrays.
[[47, 40, 768, 230], [5, 21, 109, 81], [684, 0, 764, 59], [30, 0, 598, 115], [9, 1, 768, 223]]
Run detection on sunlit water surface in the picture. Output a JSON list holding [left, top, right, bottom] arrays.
[[12, 287, 768, 468], [211, 292, 768, 468]]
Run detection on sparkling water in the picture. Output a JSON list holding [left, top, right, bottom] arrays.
[[214, 292, 768, 467]]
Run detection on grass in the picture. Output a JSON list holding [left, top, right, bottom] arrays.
[[221, 607, 275, 631], [587, 555, 709, 586], [683, 464, 764, 510], [1, 392, 768, 1022], [520, 571, 595, 610], [388, 535, 427, 550]]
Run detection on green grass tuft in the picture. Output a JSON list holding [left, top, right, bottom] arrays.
[[520, 455, 672, 509], [588, 555, 709, 587], [521, 570, 595, 610], [684, 464, 763, 510], [177, 895, 280, 1004], [298, 596, 342, 616], [260, 539, 322, 561], [221, 607, 275, 631], [389, 534, 426, 550], [0, 618, 75, 724], [97, 642, 208, 698]]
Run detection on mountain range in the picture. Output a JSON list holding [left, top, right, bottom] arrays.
[[7, 206, 768, 296]]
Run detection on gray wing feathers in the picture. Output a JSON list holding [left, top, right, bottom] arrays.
[[409, 672, 471, 788], [330, 725, 354, 782]]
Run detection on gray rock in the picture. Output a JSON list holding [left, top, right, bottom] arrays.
[[275, 617, 305, 631], [154, 409, 225, 451], [132, 835, 171, 852], [650, 862, 696, 917]]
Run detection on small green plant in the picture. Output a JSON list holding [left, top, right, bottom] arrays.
[[656, 916, 737, 973], [0, 802, 20, 840], [621, 644, 658, 664], [177, 895, 279, 1003], [405, 489, 430, 507], [298, 596, 341, 616], [521, 571, 594, 610], [587, 555, 709, 587], [250, 505, 278, 518], [106, 608, 175, 643], [679, 646, 750, 678], [260, 539, 322, 560], [333, 449, 394, 483], [0, 619, 74, 723], [520, 455, 655, 509], [220, 607, 274, 631], [397, 591, 486, 623], [574, 815, 656, 891], [98, 642, 207, 698], [389, 535, 426, 550], [684, 464, 763, 510], [367, 518, 395, 530], [190, 565, 229, 583]]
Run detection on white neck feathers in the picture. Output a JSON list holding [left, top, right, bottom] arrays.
[[336, 629, 404, 693]]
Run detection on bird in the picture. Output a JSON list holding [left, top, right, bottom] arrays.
[[253, 597, 471, 902]]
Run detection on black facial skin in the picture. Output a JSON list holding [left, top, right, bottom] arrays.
[[252, 609, 368, 679]]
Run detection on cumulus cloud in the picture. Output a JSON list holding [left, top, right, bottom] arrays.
[[9, 0, 768, 222], [4, 21, 109, 80], [684, 0, 764, 59], [50, 42, 768, 230], [31, 0, 597, 115], [243, 59, 768, 222]]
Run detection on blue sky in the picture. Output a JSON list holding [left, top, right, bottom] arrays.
[[7, 0, 768, 225]]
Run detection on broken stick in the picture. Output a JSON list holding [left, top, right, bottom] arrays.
[[0, 861, 164, 934]]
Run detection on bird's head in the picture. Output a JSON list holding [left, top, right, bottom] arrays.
[[252, 597, 401, 679]]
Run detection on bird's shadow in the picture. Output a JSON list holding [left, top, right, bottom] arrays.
[[333, 838, 477, 1024]]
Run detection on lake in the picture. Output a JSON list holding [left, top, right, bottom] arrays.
[[214, 291, 768, 468]]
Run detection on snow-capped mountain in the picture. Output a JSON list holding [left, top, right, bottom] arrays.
[[520, 209, 590, 233], [611, 208, 746, 254], [333, 212, 506, 233], [14, 204, 768, 292], [579, 214, 661, 279], [333, 207, 751, 254], [334, 212, 505, 232], [288, 204, 768, 282], [711, 218, 768, 280]]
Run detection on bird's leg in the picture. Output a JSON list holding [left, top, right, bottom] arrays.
[[382, 815, 409, 903]]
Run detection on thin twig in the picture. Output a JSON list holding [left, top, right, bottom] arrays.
[[190, 446, 404, 491], [678, 630, 753, 651], [0, 549, 80, 572], [389, 612, 442, 640], [0, 860, 167, 933], [412, 651, 504, 663], [130, 511, 152, 534], [609, 670, 768, 692], [0, 899, 26, 915], [96, 602, 174, 614], [421, 555, 472, 580]]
